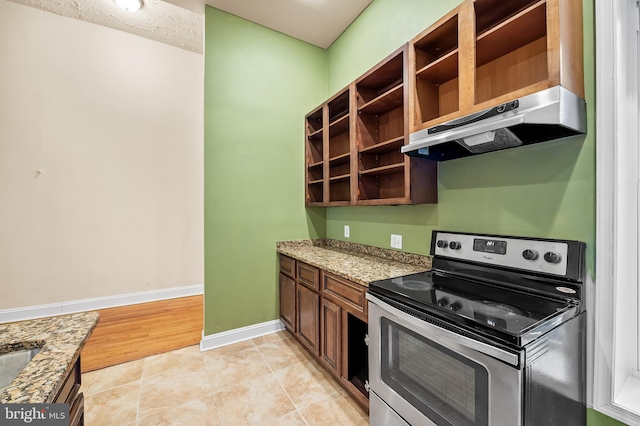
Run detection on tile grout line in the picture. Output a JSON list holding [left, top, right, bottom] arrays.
[[199, 351, 225, 426], [254, 335, 307, 423], [135, 361, 144, 424]]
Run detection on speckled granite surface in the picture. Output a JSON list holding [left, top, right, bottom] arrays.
[[0, 312, 99, 403], [276, 239, 432, 286]]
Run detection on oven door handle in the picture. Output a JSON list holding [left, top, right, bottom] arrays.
[[367, 293, 521, 367]]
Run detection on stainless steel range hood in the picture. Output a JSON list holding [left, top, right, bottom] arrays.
[[402, 86, 587, 161]]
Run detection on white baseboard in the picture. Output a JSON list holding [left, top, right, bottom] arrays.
[[200, 319, 285, 352], [0, 284, 204, 324]]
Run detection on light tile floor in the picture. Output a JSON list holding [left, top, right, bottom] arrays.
[[82, 331, 369, 426]]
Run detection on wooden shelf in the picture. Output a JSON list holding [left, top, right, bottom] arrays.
[[356, 54, 404, 93], [412, 12, 460, 127], [305, 44, 438, 206], [308, 128, 323, 139], [307, 180, 324, 204], [414, 14, 458, 70], [416, 49, 459, 84], [358, 84, 404, 115], [409, 0, 583, 141], [306, 107, 323, 134], [475, 0, 541, 36], [329, 114, 349, 136], [358, 171, 405, 201], [476, 1, 547, 67], [359, 136, 405, 154], [359, 163, 405, 176], [474, 1, 548, 104], [329, 178, 351, 203], [308, 164, 323, 181], [328, 90, 350, 124], [308, 160, 323, 168], [329, 174, 350, 182], [357, 107, 404, 148], [329, 152, 351, 165]]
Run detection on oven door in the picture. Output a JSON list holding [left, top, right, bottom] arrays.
[[368, 294, 522, 426]]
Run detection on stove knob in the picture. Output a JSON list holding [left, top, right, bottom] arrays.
[[436, 240, 448, 248], [449, 302, 462, 312], [522, 249, 539, 261], [543, 252, 562, 264], [449, 241, 461, 250], [437, 298, 449, 307]]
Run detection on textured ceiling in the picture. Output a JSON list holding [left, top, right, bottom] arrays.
[[7, 0, 203, 53], [8, 0, 373, 53]]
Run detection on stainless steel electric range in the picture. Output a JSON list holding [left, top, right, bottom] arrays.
[[367, 230, 587, 426]]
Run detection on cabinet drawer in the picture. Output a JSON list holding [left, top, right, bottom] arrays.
[[279, 255, 296, 279], [298, 263, 320, 291], [322, 272, 366, 313]]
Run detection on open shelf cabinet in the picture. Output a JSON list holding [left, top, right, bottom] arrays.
[[409, 0, 584, 133], [304, 45, 438, 207], [305, 86, 355, 206], [305, 106, 325, 206], [412, 14, 460, 125], [355, 45, 437, 205]]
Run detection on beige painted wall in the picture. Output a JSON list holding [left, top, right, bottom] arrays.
[[0, 1, 204, 309]]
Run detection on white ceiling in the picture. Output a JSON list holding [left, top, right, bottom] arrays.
[[8, 0, 373, 53], [200, 0, 373, 49]]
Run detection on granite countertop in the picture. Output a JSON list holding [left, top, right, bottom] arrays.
[[277, 239, 432, 286], [0, 312, 99, 404]]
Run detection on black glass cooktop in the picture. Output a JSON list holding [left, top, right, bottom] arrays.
[[369, 270, 578, 346]]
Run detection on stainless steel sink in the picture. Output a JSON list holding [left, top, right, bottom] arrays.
[[0, 348, 41, 392]]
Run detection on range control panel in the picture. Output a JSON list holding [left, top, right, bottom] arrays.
[[433, 232, 569, 276]]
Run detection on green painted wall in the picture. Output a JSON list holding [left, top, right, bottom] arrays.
[[587, 410, 628, 426], [325, 0, 609, 423], [325, 0, 596, 279], [203, 2, 619, 425], [204, 7, 327, 334]]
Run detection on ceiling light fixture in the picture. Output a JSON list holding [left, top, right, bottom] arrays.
[[114, 0, 143, 12]]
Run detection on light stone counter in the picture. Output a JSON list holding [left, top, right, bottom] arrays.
[[276, 239, 432, 286], [0, 312, 99, 403]]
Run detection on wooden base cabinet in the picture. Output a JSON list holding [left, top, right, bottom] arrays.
[[321, 272, 370, 410], [53, 355, 84, 426], [320, 298, 341, 375], [279, 255, 370, 411], [279, 255, 320, 355], [279, 274, 296, 332], [297, 284, 320, 355]]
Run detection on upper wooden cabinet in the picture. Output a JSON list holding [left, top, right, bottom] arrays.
[[305, 46, 438, 207], [355, 46, 437, 206], [409, 0, 584, 134], [305, 86, 355, 207], [305, 0, 583, 206]]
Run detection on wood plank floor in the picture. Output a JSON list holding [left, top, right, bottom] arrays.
[[80, 295, 203, 373]]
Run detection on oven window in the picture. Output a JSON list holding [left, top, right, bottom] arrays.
[[381, 317, 489, 426]]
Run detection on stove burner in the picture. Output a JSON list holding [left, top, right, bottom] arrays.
[[475, 301, 529, 317], [394, 280, 433, 291]]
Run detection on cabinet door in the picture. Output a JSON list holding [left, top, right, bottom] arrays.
[[297, 285, 320, 355], [320, 297, 341, 375], [279, 273, 296, 332]]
